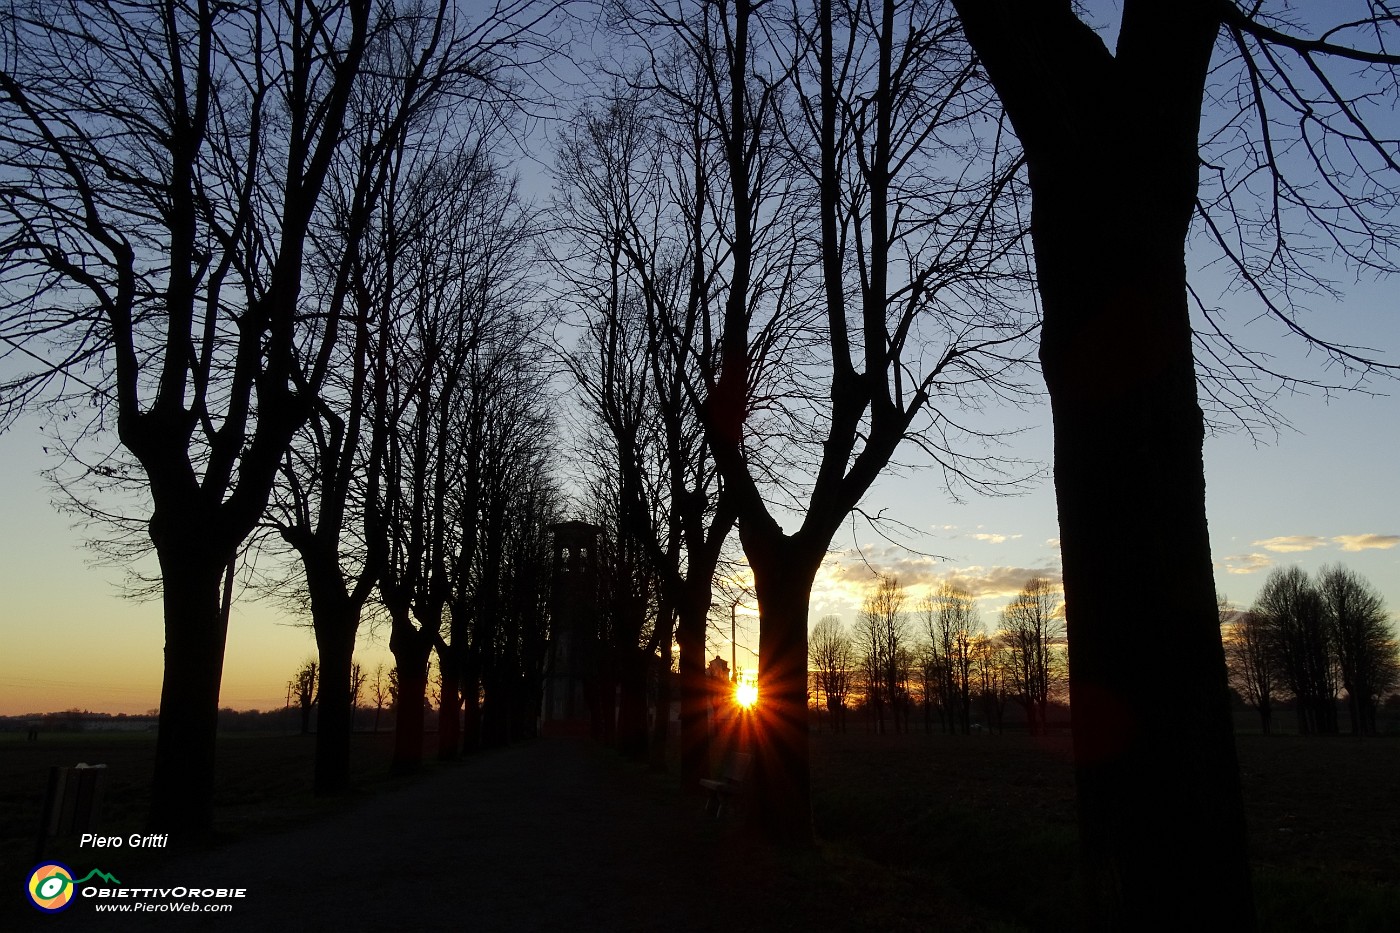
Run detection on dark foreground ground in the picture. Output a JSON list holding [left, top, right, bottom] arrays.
[[3, 730, 1398, 931]]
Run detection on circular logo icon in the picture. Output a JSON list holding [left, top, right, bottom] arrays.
[[26, 862, 76, 913]]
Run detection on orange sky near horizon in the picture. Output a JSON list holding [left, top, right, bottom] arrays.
[[3, 299, 1398, 717]]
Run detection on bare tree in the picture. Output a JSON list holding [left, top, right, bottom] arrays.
[[1254, 566, 1338, 735], [1317, 565, 1397, 736], [1222, 599, 1275, 735], [856, 576, 912, 734], [349, 661, 366, 730], [970, 632, 1010, 734], [291, 659, 320, 736], [809, 615, 853, 733], [948, 1, 1400, 922], [263, 0, 532, 795], [370, 662, 391, 733], [370, 145, 549, 771], [610, 0, 1031, 840], [553, 86, 739, 786], [998, 577, 1063, 737], [924, 583, 980, 735], [0, 0, 384, 835], [457, 383, 559, 753]]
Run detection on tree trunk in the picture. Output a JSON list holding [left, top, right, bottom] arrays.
[[437, 664, 462, 761], [389, 630, 432, 774], [308, 567, 359, 795], [947, 2, 1254, 925], [676, 595, 711, 790], [313, 627, 354, 790], [649, 634, 672, 771], [1038, 160, 1252, 932], [617, 648, 650, 758], [148, 552, 228, 836], [745, 538, 822, 844], [461, 651, 481, 755]]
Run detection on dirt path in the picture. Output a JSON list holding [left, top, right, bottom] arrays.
[[32, 739, 853, 932]]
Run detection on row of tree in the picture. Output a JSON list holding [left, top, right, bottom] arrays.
[[8, 0, 1400, 924], [810, 576, 1066, 736], [1227, 565, 1398, 736], [0, 0, 565, 831]]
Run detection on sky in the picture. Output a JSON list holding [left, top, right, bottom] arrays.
[[3, 325, 1396, 716], [2, 2, 1399, 717]]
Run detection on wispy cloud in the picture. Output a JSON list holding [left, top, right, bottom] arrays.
[[1252, 535, 1329, 553], [1247, 533, 1399, 554], [1045, 537, 1060, 549], [1331, 534, 1400, 552], [1221, 553, 1272, 575], [969, 532, 1022, 544]]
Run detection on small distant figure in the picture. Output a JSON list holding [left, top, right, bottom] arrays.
[[27, 726, 39, 741]]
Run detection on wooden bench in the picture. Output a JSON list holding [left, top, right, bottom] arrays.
[[699, 752, 751, 818]]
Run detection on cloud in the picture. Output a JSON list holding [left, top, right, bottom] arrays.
[[938, 565, 1061, 599], [813, 548, 1061, 609], [1252, 535, 1328, 553], [968, 532, 1023, 544], [1045, 537, 1060, 549], [1220, 553, 1272, 575], [1331, 534, 1400, 552]]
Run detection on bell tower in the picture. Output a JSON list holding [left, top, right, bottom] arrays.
[[541, 521, 601, 735]]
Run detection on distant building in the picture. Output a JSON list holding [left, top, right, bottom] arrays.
[[541, 521, 601, 737]]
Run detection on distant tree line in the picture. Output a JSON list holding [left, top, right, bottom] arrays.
[[811, 576, 1067, 737], [1226, 565, 1399, 736]]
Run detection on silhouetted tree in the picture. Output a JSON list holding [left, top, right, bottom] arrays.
[[292, 659, 320, 736], [609, 0, 1031, 838], [1223, 600, 1275, 735], [454, 385, 560, 753], [1317, 565, 1397, 735], [924, 584, 980, 735], [370, 143, 553, 770], [999, 577, 1063, 737], [264, 0, 525, 794], [1254, 566, 1338, 735], [970, 632, 1010, 734], [0, 0, 381, 835], [809, 615, 853, 733], [855, 576, 912, 734], [349, 662, 366, 729], [553, 86, 740, 785], [948, 2, 1400, 923], [370, 663, 391, 733]]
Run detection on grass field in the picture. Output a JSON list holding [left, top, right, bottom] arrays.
[[809, 730, 1400, 931], [4, 729, 1397, 930]]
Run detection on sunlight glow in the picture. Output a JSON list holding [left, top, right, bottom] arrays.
[[735, 680, 758, 709]]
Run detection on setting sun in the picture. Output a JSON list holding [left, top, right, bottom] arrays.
[[735, 680, 758, 709]]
